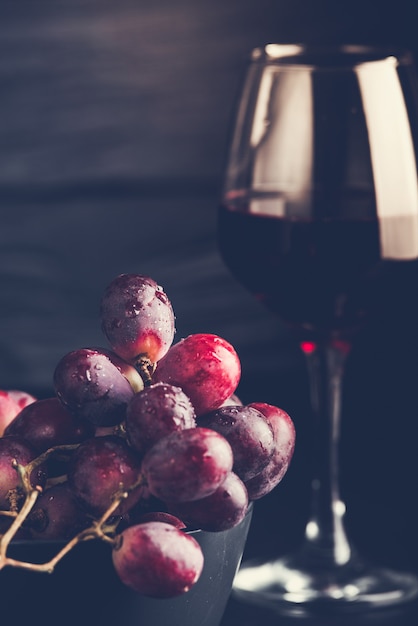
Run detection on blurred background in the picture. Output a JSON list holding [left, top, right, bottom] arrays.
[[1, 1, 418, 621], [2, 0, 418, 390]]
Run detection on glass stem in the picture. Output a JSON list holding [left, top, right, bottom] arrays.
[[302, 342, 352, 567]]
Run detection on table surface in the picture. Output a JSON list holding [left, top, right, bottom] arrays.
[[218, 507, 418, 626], [221, 596, 418, 626]]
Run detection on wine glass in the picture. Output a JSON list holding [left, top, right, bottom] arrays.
[[218, 44, 418, 616]]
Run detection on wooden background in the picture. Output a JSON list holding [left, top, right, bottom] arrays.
[[1, 0, 417, 391]]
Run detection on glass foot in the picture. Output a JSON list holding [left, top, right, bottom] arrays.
[[233, 550, 418, 617]]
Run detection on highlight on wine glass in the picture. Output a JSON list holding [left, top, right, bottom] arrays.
[[219, 43, 418, 615]]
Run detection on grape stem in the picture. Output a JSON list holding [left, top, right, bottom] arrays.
[[0, 485, 41, 562], [135, 356, 156, 386], [0, 446, 147, 574], [0, 510, 17, 519]]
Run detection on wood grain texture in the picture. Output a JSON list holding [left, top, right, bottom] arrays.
[[0, 0, 417, 390], [0, 0, 415, 187]]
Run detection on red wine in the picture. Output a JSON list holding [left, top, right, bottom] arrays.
[[218, 203, 418, 343]]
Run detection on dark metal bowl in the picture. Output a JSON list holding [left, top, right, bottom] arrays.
[[2, 506, 253, 626]]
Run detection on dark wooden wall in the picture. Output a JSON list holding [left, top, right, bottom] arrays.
[[0, 0, 416, 189], [1, 0, 416, 390]]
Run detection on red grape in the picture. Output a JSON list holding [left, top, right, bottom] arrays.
[[67, 435, 143, 516], [119, 486, 168, 529], [112, 521, 204, 598], [27, 482, 90, 540], [244, 402, 296, 500], [142, 427, 233, 502], [0, 391, 20, 438], [100, 274, 175, 366], [133, 511, 186, 529], [6, 389, 37, 410], [169, 471, 249, 532], [0, 269, 296, 602], [220, 392, 243, 407], [53, 347, 143, 427], [4, 397, 94, 453], [126, 382, 196, 456], [0, 389, 36, 436], [153, 333, 241, 416], [0, 436, 47, 510], [199, 405, 274, 482]]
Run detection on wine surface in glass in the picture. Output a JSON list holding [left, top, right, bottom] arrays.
[[219, 195, 418, 344], [222, 45, 418, 614]]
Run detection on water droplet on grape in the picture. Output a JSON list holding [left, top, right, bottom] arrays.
[[155, 289, 168, 304], [126, 304, 140, 318]]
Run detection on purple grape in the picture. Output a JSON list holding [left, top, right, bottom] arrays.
[[153, 333, 241, 416], [169, 471, 249, 532], [4, 397, 94, 453], [126, 382, 196, 456], [118, 485, 168, 530], [133, 511, 186, 529], [67, 435, 143, 517], [244, 403, 296, 500], [198, 405, 274, 482], [0, 515, 31, 540], [100, 274, 175, 367], [112, 521, 204, 597], [27, 482, 90, 540], [53, 347, 143, 427], [220, 392, 243, 407], [142, 427, 233, 502], [0, 436, 47, 510]]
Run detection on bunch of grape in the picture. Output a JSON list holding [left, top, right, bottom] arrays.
[[0, 273, 295, 599]]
